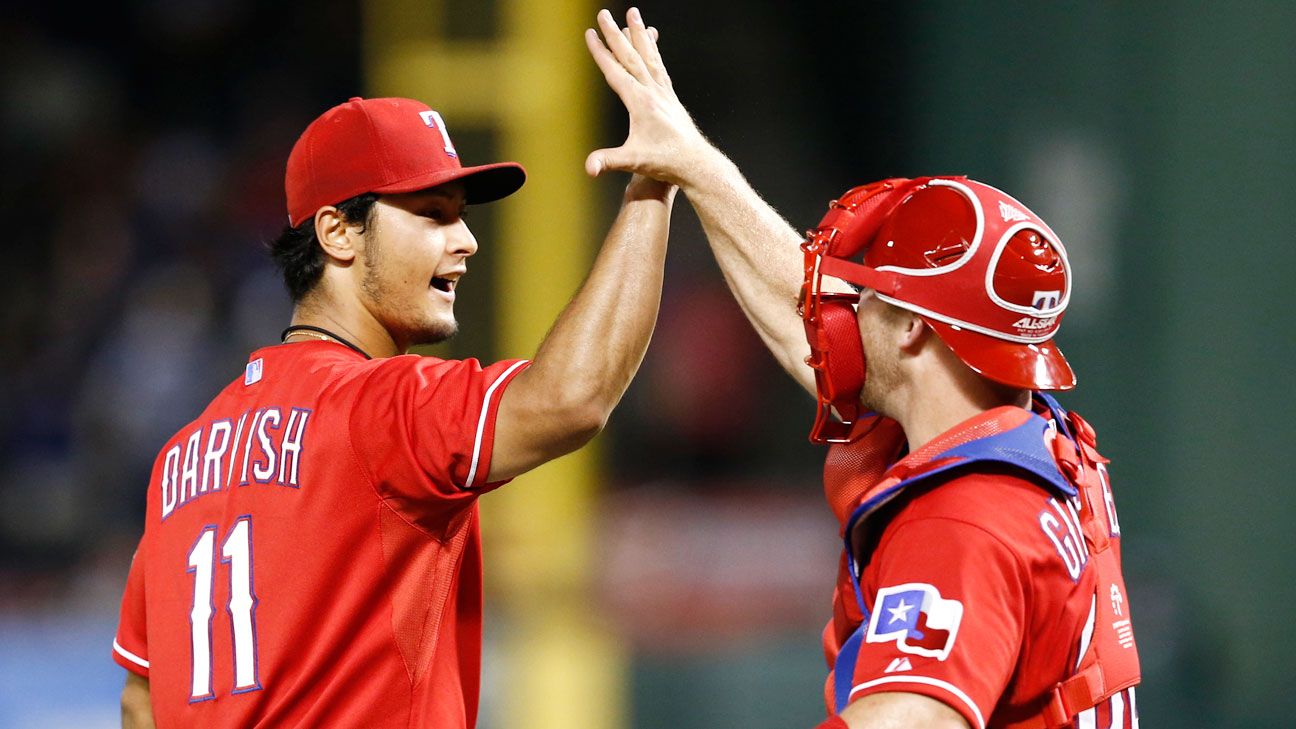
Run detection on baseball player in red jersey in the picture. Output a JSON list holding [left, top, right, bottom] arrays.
[[112, 85, 677, 726], [586, 8, 1140, 729]]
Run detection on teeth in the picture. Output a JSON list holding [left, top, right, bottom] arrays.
[[430, 271, 464, 293]]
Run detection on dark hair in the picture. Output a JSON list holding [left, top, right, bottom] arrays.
[[269, 193, 379, 302]]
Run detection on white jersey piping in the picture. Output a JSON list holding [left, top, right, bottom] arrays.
[[849, 675, 985, 729], [464, 360, 530, 488], [113, 638, 150, 669]]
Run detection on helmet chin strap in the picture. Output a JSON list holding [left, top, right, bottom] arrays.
[[818, 257, 900, 297]]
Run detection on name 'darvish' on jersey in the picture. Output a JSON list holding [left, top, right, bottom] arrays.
[[160, 406, 313, 520]]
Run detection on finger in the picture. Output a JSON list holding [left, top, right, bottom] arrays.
[[648, 26, 659, 43], [626, 8, 668, 86], [586, 145, 641, 177], [585, 148, 612, 177], [596, 8, 652, 84], [585, 150, 604, 177], [584, 27, 636, 97], [597, 8, 649, 82]]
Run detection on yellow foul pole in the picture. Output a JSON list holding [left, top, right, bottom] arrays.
[[363, 1, 623, 728]]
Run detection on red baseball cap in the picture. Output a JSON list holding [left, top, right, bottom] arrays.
[[285, 97, 526, 227]]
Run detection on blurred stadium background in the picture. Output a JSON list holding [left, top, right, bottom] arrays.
[[2, 0, 1293, 727]]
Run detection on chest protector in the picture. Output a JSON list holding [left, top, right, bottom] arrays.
[[822, 395, 1140, 727]]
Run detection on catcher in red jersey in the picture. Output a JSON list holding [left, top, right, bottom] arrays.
[[586, 8, 1140, 729], [112, 82, 677, 727]]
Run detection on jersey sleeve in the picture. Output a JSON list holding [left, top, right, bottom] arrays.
[[348, 356, 530, 507], [112, 539, 150, 678], [846, 516, 1026, 729]]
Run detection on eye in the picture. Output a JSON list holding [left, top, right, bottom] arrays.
[[423, 208, 444, 221]]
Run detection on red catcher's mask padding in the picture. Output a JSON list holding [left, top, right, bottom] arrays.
[[800, 178, 932, 443]]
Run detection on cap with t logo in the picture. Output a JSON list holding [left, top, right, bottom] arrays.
[[285, 96, 526, 227]]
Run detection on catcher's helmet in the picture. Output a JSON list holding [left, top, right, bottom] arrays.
[[799, 176, 1074, 443]]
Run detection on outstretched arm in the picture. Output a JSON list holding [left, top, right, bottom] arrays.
[[487, 172, 677, 482], [584, 7, 816, 397]]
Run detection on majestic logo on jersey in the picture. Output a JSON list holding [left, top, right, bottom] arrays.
[[883, 657, 913, 673], [865, 583, 964, 661]]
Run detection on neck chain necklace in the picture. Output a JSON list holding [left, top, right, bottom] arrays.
[[281, 325, 372, 359]]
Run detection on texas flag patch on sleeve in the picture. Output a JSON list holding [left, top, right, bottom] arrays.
[[865, 583, 964, 661]]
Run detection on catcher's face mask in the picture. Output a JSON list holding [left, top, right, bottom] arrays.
[[799, 177, 1074, 444]]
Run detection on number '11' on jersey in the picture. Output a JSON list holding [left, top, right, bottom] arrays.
[[186, 516, 261, 700]]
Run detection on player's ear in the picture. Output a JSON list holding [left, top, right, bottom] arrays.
[[897, 310, 928, 352], [314, 206, 359, 264]]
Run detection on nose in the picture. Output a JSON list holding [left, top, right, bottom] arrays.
[[448, 219, 478, 257]]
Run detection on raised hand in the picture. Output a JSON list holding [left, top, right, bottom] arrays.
[[585, 7, 712, 187]]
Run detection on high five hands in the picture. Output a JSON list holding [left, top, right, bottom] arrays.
[[585, 8, 712, 187]]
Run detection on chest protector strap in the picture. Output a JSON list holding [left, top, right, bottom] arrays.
[[1005, 399, 1140, 729], [827, 396, 1140, 726]]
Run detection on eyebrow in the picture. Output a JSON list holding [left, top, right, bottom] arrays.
[[415, 193, 467, 217], [421, 192, 468, 213]]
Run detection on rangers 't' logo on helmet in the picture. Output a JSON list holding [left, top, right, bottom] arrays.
[[1032, 290, 1062, 310]]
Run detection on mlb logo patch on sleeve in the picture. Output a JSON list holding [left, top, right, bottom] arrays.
[[245, 358, 264, 385], [866, 583, 964, 661]]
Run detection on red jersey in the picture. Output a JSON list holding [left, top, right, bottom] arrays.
[[112, 340, 529, 728], [823, 403, 1139, 729]]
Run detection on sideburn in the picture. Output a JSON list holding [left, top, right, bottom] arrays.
[[358, 222, 383, 303], [857, 302, 908, 415]]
